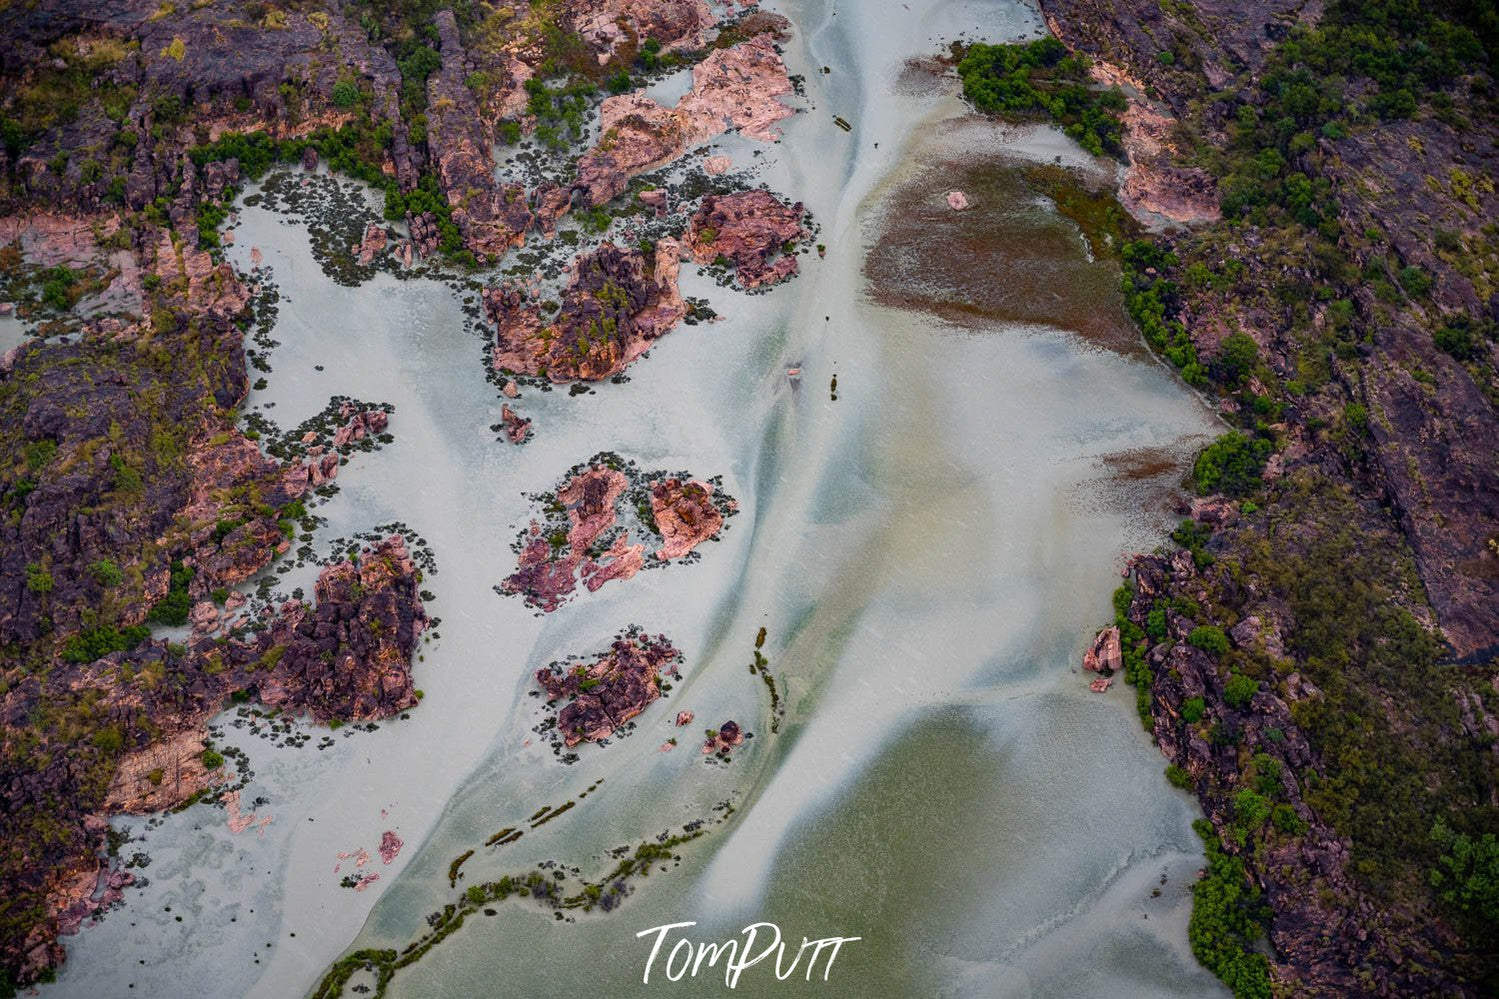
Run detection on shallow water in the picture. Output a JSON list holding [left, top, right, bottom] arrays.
[[46, 1, 1226, 997]]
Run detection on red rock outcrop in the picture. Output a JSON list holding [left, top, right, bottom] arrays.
[[684, 190, 806, 288], [486, 239, 684, 382], [535, 633, 682, 746], [501, 458, 734, 610], [499, 404, 532, 444], [649, 478, 726, 559], [425, 10, 534, 259], [1082, 625, 1122, 673], [701, 720, 745, 755], [563, 0, 715, 63], [574, 36, 795, 206]]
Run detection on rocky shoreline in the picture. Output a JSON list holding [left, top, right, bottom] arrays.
[[1031, 0, 1499, 992]]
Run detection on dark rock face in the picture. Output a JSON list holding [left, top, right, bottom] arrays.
[[685, 190, 806, 288], [1120, 547, 1477, 998], [486, 239, 685, 382], [0, 315, 292, 648], [0, 0, 418, 213], [535, 633, 682, 746]]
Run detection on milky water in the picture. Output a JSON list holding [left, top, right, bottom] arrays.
[[45, 1, 1225, 997]]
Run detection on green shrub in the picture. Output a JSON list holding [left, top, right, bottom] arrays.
[[147, 560, 196, 626], [1193, 432, 1273, 497], [25, 563, 53, 594], [1429, 820, 1499, 924], [1188, 625, 1231, 657], [1215, 332, 1259, 386], [60, 624, 150, 663], [1271, 804, 1307, 835], [1233, 789, 1271, 833], [1188, 820, 1272, 998], [1224, 673, 1260, 708], [957, 37, 1127, 156], [23, 439, 57, 470], [201, 748, 225, 769], [1182, 697, 1206, 723], [331, 81, 360, 109], [1166, 763, 1192, 788], [90, 560, 124, 587]]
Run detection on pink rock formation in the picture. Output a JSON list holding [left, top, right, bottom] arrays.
[[332, 404, 389, 448], [574, 37, 795, 206], [355, 223, 387, 265], [704, 155, 733, 174], [500, 404, 532, 444], [379, 830, 403, 864], [702, 720, 745, 755], [486, 240, 684, 382], [1083, 626, 1123, 674], [650, 478, 725, 559], [503, 466, 637, 611], [685, 190, 807, 288], [1088, 60, 1220, 227], [502, 461, 731, 610], [675, 710, 695, 727], [946, 190, 970, 210], [579, 534, 647, 592], [564, 0, 714, 63], [535, 634, 682, 746]]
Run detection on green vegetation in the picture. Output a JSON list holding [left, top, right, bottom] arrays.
[[1211, 0, 1492, 230], [1192, 432, 1272, 497], [1188, 820, 1272, 999], [89, 560, 124, 587], [23, 563, 52, 595], [1222, 673, 1259, 708], [200, 748, 225, 770], [331, 81, 361, 109], [60, 625, 151, 664], [146, 560, 195, 626], [1429, 820, 1499, 924], [1187, 625, 1230, 657], [523, 75, 597, 149], [957, 37, 1126, 156], [1120, 241, 1207, 385]]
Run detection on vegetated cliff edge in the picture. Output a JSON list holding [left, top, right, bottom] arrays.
[[1024, 0, 1498, 994]]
